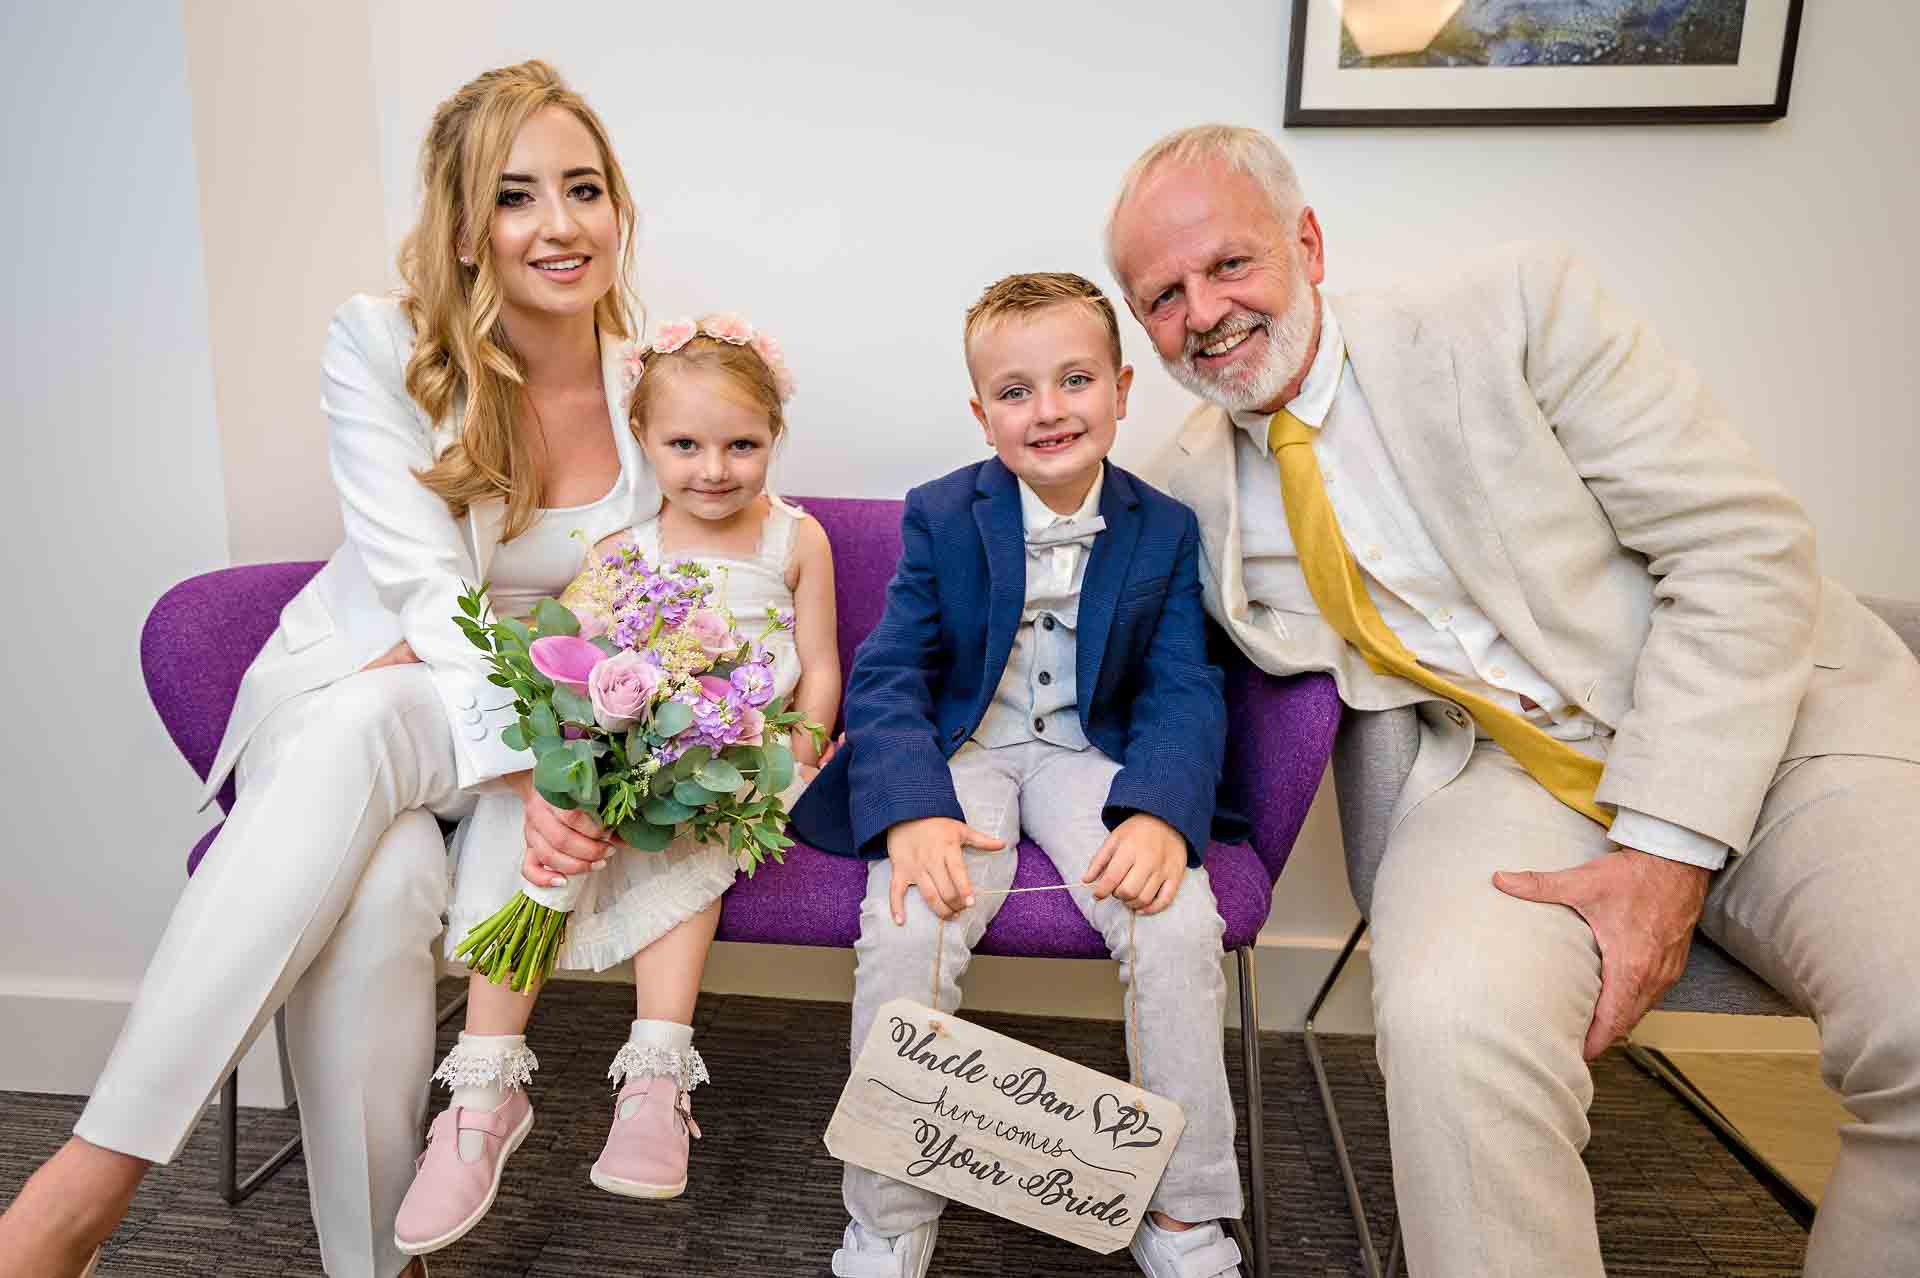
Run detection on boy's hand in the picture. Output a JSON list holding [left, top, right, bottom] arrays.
[[884, 817, 1007, 925], [1083, 813, 1187, 914]]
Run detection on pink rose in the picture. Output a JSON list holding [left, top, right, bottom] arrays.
[[685, 608, 738, 659], [529, 635, 605, 696], [588, 650, 662, 732], [732, 705, 766, 747], [750, 331, 796, 403], [619, 341, 646, 389], [651, 318, 698, 354], [700, 312, 755, 345]]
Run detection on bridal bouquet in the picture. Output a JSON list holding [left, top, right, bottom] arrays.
[[450, 543, 824, 989]]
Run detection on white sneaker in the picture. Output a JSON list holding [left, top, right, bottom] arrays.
[[1129, 1217, 1243, 1278], [829, 1218, 939, 1278]]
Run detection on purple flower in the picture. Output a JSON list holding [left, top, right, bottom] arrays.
[[730, 664, 775, 708]]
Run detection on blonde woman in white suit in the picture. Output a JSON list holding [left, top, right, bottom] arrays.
[[0, 61, 658, 1278]]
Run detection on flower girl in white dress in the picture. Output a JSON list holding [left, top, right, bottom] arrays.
[[394, 315, 840, 1257]]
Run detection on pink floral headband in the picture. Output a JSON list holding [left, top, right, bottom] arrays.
[[622, 312, 796, 404]]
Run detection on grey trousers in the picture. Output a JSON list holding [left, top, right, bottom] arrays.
[[1370, 740, 1920, 1278], [844, 740, 1241, 1235]]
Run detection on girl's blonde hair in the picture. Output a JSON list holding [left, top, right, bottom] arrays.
[[628, 337, 788, 443], [401, 59, 642, 542]]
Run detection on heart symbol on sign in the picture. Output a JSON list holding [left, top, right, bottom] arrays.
[[1092, 1092, 1165, 1151]]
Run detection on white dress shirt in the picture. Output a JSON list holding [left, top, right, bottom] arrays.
[[1230, 298, 1727, 869]]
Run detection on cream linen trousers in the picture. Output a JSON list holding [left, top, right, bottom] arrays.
[[1372, 737, 1920, 1277], [78, 665, 463, 1278]]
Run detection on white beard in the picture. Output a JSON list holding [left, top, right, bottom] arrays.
[[1162, 275, 1318, 414]]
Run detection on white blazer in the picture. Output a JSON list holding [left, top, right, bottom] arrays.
[[200, 294, 658, 806]]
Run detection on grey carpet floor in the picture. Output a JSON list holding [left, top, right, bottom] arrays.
[[2, 981, 1807, 1276]]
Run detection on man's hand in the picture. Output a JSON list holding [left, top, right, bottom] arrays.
[[1083, 813, 1188, 914], [884, 817, 1007, 924], [507, 769, 617, 887], [1493, 846, 1710, 1060]]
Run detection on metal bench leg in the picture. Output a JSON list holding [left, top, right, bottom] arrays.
[[218, 988, 473, 1206], [1304, 918, 1401, 1278], [1222, 946, 1271, 1278], [1623, 1043, 1817, 1229]]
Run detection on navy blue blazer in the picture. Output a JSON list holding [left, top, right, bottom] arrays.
[[791, 457, 1231, 865]]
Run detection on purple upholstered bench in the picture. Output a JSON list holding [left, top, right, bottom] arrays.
[[142, 495, 1340, 1274]]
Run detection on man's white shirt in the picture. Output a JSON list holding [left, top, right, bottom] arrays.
[[1227, 296, 1728, 869]]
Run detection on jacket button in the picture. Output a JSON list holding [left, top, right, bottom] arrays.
[[466, 725, 488, 741], [1037, 671, 1052, 686], [459, 692, 478, 710], [463, 708, 483, 725], [1041, 616, 1056, 631], [1033, 717, 1046, 734]]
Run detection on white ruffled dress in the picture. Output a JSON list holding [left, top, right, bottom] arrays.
[[444, 498, 809, 973]]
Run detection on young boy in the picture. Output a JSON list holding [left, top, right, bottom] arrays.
[[793, 273, 1244, 1278]]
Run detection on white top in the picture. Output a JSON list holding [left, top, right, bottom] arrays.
[[485, 479, 632, 621], [1229, 295, 1725, 869]]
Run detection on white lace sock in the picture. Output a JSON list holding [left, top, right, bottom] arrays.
[[609, 1019, 707, 1119], [433, 1032, 537, 1158]]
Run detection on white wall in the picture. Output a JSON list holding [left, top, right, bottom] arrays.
[[0, 3, 232, 1088]]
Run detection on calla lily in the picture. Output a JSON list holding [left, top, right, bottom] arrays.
[[529, 634, 605, 696]]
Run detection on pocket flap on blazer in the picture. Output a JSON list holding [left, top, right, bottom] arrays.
[[277, 586, 336, 654]]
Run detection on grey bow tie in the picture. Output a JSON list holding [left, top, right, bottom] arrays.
[[1025, 515, 1107, 551]]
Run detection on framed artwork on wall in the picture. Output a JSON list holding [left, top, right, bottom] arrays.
[[1284, 0, 1806, 126]]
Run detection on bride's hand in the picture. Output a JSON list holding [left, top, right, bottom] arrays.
[[505, 770, 616, 888]]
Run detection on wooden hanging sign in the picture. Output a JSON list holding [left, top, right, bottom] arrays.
[[824, 998, 1185, 1253]]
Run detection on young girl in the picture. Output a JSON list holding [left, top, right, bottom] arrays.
[[394, 315, 840, 1257]]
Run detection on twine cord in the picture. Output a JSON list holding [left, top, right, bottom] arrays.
[[930, 882, 1141, 1089]]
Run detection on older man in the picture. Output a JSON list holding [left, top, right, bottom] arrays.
[[1107, 125, 1920, 1277]]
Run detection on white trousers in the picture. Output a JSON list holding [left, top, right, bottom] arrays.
[[1371, 740, 1920, 1277], [78, 666, 463, 1278]]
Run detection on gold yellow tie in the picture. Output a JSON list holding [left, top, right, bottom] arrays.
[[1268, 409, 1613, 829]]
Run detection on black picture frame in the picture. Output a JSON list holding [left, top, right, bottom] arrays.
[[1284, 0, 1805, 127]]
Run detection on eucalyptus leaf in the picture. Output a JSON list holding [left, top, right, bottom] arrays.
[[642, 796, 696, 825], [591, 635, 620, 657], [529, 701, 559, 740], [651, 700, 694, 738], [500, 617, 533, 651], [674, 780, 721, 808], [501, 722, 527, 751], [552, 686, 596, 727], [533, 748, 578, 795], [649, 767, 680, 797], [670, 746, 711, 780], [616, 819, 675, 852], [532, 598, 580, 637], [760, 740, 795, 796], [694, 759, 744, 793], [529, 733, 566, 760]]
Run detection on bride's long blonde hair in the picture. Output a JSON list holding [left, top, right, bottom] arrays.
[[401, 60, 641, 542]]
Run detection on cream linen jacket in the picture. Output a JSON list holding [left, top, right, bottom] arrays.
[[198, 294, 658, 806], [1153, 243, 1920, 852]]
